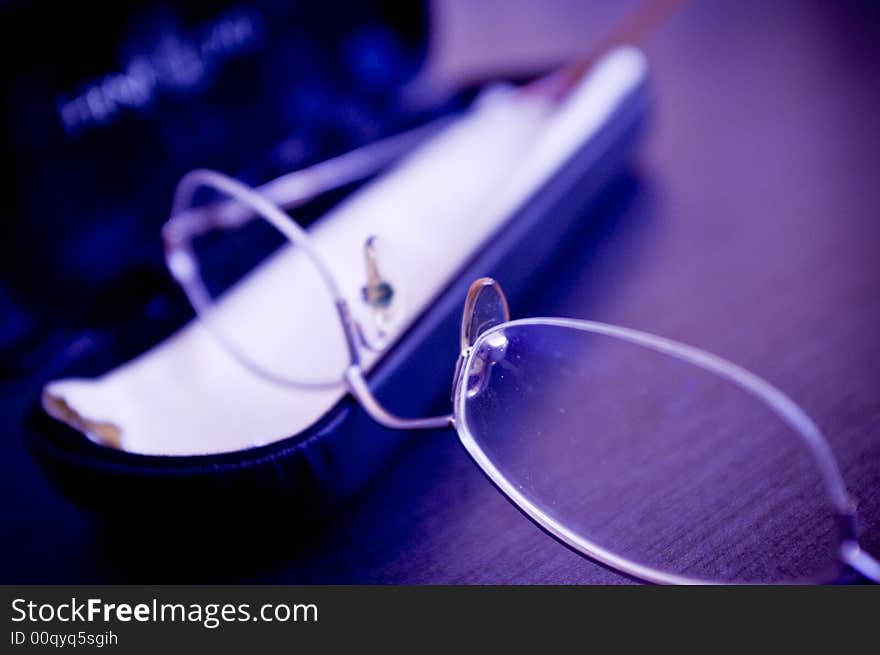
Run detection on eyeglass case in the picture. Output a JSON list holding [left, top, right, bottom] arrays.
[[25, 47, 650, 522]]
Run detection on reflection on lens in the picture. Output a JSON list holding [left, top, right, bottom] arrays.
[[456, 320, 843, 583], [179, 184, 350, 387]]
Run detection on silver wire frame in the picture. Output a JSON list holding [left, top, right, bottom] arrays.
[[162, 166, 879, 585]]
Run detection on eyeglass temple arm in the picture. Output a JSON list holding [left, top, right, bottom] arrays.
[[163, 118, 447, 241]]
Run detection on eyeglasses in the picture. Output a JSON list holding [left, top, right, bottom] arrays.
[[162, 160, 879, 585]]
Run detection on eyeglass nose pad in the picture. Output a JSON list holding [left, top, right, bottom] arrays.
[[461, 277, 511, 398], [461, 277, 510, 349], [359, 235, 405, 350]]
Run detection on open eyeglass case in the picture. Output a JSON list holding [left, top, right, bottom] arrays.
[[5, 4, 650, 525]]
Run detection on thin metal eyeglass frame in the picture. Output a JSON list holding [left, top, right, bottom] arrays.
[[164, 168, 452, 428], [162, 168, 879, 585]]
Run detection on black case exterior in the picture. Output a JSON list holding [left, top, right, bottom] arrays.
[[24, 77, 650, 525], [1, 1, 431, 374]]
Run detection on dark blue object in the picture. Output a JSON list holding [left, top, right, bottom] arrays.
[[0, 0, 430, 375]]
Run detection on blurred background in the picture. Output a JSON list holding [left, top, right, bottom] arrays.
[[2, 0, 880, 582]]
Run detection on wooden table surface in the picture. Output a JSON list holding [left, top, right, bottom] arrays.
[[2, 0, 879, 583]]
